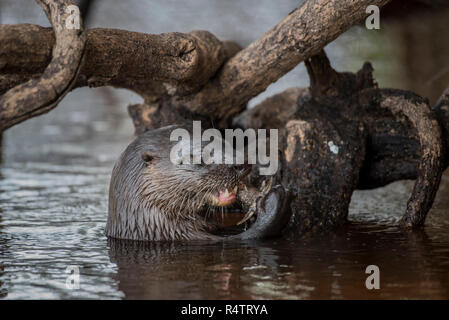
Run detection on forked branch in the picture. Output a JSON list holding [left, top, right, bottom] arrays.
[[0, 0, 86, 132]]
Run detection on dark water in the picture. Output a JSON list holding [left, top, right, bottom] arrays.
[[2, 1, 449, 300], [1, 86, 449, 300]]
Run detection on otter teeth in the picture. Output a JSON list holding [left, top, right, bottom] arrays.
[[222, 187, 238, 197], [216, 187, 237, 206], [237, 208, 256, 225]]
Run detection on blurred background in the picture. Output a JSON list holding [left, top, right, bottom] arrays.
[[1, 0, 449, 299]]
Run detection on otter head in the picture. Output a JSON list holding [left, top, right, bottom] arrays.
[[106, 125, 252, 241], [139, 145, 251, 219]]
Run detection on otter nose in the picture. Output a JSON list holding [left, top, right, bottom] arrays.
[[233, 164, 252, 177]]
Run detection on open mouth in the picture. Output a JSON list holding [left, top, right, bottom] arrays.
[[203, 186, 250, 230], [201, 177, 273, 231], [207, 187, 255, 235], [206, 177, 273, 231], [211, 186, 238, 207]]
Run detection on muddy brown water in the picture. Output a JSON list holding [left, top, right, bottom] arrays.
[[2, 1, 449, 299], [1, 87, 449, 300]]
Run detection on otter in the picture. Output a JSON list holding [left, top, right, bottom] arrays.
[[106, 125, 290, 241]]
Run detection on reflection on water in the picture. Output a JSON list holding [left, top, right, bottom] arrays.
[[0, 86, 449, 299], [1, 2, 449, 299], [109, 220, 449, 300]]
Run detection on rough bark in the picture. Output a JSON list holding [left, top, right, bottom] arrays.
[[282, 114, 366, 235], [2, 0, 447, 235], [0, 26, 235, 98], [166, 0, 391, 124], [0, 0, 391, 133], [359, 89, 443, 227], [238, 50, 446, 231], [0, 0, 86, 132], [433, 85, 449, 168]]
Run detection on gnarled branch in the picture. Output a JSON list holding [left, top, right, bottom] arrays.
[[1, 0, 391, 133], [238, 49, 447, 230], [0, 26, 237, 99], [168, 0, 391, 123], [0, 0, 86, 132]]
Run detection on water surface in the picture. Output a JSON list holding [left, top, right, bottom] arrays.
[[1, 0, 449, 300], [1, 87, 449, 300]]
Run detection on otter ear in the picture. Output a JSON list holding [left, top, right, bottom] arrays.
[[141, 151, 154, 163]]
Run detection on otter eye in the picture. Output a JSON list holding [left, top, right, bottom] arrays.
[[141, 151, 154, 163]]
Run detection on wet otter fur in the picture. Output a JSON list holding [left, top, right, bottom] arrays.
[[106, 125, 290, 241]]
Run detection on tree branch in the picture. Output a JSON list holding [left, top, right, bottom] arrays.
[[0, 0, 86, 132], [169, 0, 391, 122], [239, 49, 447, 229], [359, 88, 444, 227], [433, 85, 449, 167], [1, 0, 391, 133], [0, 26, 235, 99]]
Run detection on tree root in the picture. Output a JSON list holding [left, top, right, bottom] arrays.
[[238, 49, 447, 233]]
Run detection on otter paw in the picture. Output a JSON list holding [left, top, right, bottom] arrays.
[[236, 184, 292, 240]]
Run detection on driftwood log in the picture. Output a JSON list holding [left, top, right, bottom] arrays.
[[237, 51, 446, 233], [1, 0, 449, 237]]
